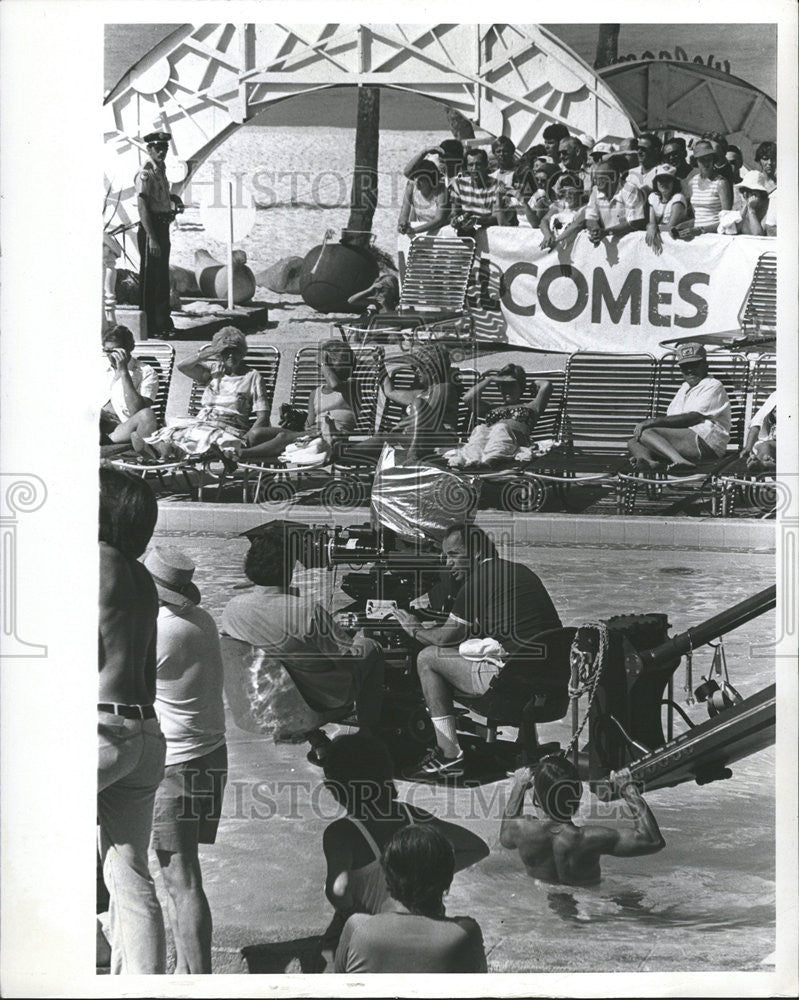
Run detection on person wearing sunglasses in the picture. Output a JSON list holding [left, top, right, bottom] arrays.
[[135, 131, 185, 338], [662, 138, 692, 180]]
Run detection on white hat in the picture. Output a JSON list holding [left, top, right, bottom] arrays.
[[591, 141, 616, 155], [653, 163, 679, 185], [578, 133, 595, 150], [737, 169, 769, 194]]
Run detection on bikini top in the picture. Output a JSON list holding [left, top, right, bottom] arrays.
[[345, 804, 416, 915], [485, 405, 538, 431]]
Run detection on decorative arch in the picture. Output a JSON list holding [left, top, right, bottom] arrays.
[[599, 59, 776, 160], [104, 22, 633, 222]]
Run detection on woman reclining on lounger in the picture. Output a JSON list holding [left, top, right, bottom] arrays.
[[342, 344, 460, 465], [444, 365, 552, 468], [138, 326, 270, 464], [239, 340, 358, 463]]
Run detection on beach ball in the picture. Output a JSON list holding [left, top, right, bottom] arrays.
[[300, 242, 379, 313]]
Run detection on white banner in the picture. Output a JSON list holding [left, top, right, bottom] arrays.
[[483, 228, 774, 356]]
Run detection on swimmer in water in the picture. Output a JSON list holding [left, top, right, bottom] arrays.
[[500, 757, 665, 886]]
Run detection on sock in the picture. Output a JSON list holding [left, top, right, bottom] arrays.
[[431, 716, 461, 758]]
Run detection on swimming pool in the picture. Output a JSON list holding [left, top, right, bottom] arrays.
[[153, 531, 776, 973]]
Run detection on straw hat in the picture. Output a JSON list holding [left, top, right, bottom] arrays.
[[143, 547, 201, 607]]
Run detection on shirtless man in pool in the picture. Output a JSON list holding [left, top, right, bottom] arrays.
[[500, 758, 665, 886]]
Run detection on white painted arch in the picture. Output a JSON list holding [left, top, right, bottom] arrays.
[[104, 23, 634, 226]]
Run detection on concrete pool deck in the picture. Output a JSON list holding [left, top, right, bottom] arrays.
[[154, 501, 776, 552]]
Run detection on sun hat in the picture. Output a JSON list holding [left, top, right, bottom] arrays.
[[211, 326, 248, 354], [737, 169, 769, 194], [577, 133, 596, 150], [692, 139, 715, 159], [591, 140, 615, 156], [143, 546, 201, 606], [675, 342, 707, 366], [652, 163, 679, 186]]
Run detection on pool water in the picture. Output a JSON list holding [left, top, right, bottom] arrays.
[[153, 531, 776, 972]]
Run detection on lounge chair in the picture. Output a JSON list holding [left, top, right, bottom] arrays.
[[475, 354, 656, 513], [617, 350, 750, 514], [241, 345, 382, 505], [712, 351, 777, 517], [738, 251, 776, 343], [340, 236, 477, 349], [113, 346, 281, 500]]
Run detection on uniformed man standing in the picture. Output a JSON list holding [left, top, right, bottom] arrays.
[[135, 131, 184, 338]]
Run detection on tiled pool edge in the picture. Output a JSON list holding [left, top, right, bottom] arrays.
[[154, 503, 776, 552]]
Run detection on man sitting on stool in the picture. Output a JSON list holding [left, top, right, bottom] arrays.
[[392, 523, 562, 779]]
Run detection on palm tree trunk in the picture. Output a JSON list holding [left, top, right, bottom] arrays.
[[594, 24, 620, 69], [344, 86, 380, 247]]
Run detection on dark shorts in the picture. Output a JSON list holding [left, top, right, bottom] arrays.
[[151, 743, 228, 852]]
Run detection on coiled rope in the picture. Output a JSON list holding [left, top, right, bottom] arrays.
[[563, 621, 609, 759]]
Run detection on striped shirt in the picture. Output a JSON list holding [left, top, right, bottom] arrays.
[[451, 173, 503, 218], [686, 174, 728, 227]]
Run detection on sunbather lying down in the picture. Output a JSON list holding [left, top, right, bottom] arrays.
[[444, 366, 552, 469], [239, 340, 358, 463], [136, 327, 270, 465]]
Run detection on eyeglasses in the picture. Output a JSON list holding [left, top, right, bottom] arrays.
[[151, 142, 169, 151]]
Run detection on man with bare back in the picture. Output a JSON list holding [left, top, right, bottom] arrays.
[[500, 757, 665, 886], [98, 466, 166, 973]]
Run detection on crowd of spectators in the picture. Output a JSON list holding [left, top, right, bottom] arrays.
[[399, 128, 777, 248]]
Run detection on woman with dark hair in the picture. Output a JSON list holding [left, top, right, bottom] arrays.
[[322, 733, 488, 951], [403, 139, 464, 190], [754, 141, 776, 192], [397, 159, 449, 236], [140, 326, 270, 464], [334, 825, 487, 973], [240, 340, 358, 463], [645, 164, 689, 255], [445, 366, 552, 468], [98, 465, 166, 973], [221, 527, 385, 752], [99, 463, 158, 560]]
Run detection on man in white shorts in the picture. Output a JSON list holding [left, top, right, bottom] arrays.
[[392, 524, 561, 777]]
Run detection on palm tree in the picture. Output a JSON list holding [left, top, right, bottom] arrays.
[[594, 24, 620, 69]]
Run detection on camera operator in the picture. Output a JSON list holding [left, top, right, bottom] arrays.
[[392, 523, 561, 779], [221, 523, 385, 765]]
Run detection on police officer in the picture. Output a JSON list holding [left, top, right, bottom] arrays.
[[135, 131, 184, 337]]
